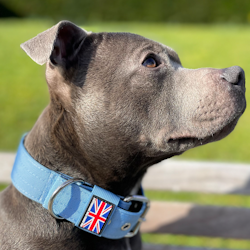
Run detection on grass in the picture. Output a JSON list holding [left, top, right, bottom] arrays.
[[0, 19, 51, 150], [0, 19, 250, 162], [142, 234, 250, 250], [0, 184, 8, 191], [145, 190, 250, 208]]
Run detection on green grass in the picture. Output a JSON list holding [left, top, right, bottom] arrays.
[[0, 19, 249, 162], [0, 19, 51, 150], [142, 234, 250, 250], [0, 184, 8, 191], [145, 190, 250, 208]]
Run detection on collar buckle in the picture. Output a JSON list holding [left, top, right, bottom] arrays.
[[123, 195, 150, 238], [48, 178, 86, 220]]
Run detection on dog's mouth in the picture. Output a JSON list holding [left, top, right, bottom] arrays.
[[167, 117, 239, 150], [144, 116, 241, 158]]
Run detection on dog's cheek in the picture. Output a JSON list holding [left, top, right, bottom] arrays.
[[46, 63, 73, 110]]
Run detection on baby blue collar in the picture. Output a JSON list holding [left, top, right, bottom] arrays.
[[11, 135, 150, 239]]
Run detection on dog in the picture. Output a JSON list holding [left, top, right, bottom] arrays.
[[0, 21, 246, 250]]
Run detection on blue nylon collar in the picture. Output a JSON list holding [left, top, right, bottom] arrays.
[[11, 135, 149, 239]]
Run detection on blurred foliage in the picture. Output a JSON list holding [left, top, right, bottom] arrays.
[[1, 0, 250, 23]]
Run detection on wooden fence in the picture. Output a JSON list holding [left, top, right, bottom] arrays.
[[141, 160, 250, 250], [1, 153, 250, 249]]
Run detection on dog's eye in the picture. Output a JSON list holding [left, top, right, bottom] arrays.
[[142, 57, 158, 68]]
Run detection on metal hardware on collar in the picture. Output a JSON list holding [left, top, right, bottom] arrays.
[[121, 223, 131, 231], [123, 195, 150, 238], [48, 178, 85, 220], [123, 195, 149, 203]]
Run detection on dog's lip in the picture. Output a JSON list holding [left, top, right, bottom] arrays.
[[167, 136, 196, 145], [167, 131, 196, 143], [167, 129, 223, 145], [167, 118, 239, 146]]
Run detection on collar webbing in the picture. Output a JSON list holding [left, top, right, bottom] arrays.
[[11, 135, 150, 239]]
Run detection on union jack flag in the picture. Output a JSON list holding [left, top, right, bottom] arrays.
[[80, 196, 114, 235]]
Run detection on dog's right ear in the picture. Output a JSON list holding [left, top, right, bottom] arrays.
[[21, 21, 89, 66]]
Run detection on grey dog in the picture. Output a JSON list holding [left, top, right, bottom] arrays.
[[0, 21, 246, 250]]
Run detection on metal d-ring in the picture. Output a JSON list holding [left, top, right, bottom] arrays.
[[123, 195, 150, 238], [48, 178, 85, 220]]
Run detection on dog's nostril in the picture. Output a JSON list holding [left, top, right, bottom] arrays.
[[221, 66, 245, 87]]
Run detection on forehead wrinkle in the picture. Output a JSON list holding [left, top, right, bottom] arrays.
[[132, 43, 166, 61], [159, 43, 181, 64], [140, 44, 161, 53], [167, 47, 181, 64], [98, 32, 166, 59], [119, 33, 165, 55]]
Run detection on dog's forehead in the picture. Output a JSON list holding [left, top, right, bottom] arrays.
[[93, 32, 177, 59]]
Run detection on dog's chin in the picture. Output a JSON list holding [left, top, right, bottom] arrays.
[[167, 117, 240, 152], [145, 117, 240, 159]]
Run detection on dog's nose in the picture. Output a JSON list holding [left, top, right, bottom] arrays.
[[221, 66, 245, 88]]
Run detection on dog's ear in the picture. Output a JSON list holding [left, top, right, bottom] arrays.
[[21, 21, 88, 66]]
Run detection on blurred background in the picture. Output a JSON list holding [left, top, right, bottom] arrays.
[[1, 0, 250, 249]]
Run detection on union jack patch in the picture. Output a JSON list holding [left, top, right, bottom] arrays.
[[80, 196, 114, 235]]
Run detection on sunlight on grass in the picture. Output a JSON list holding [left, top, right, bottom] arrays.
[[0, 184, 8, 192], [142, 234, 250, 250], [145, 190, 250, 208]]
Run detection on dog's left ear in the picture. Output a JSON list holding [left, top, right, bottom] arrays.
[[21, 21, 88, 66]]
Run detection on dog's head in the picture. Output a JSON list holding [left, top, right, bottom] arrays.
[[21, 21, 246, 167]]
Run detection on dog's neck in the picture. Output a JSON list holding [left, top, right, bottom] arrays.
[[24, 104, 152, 196]]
